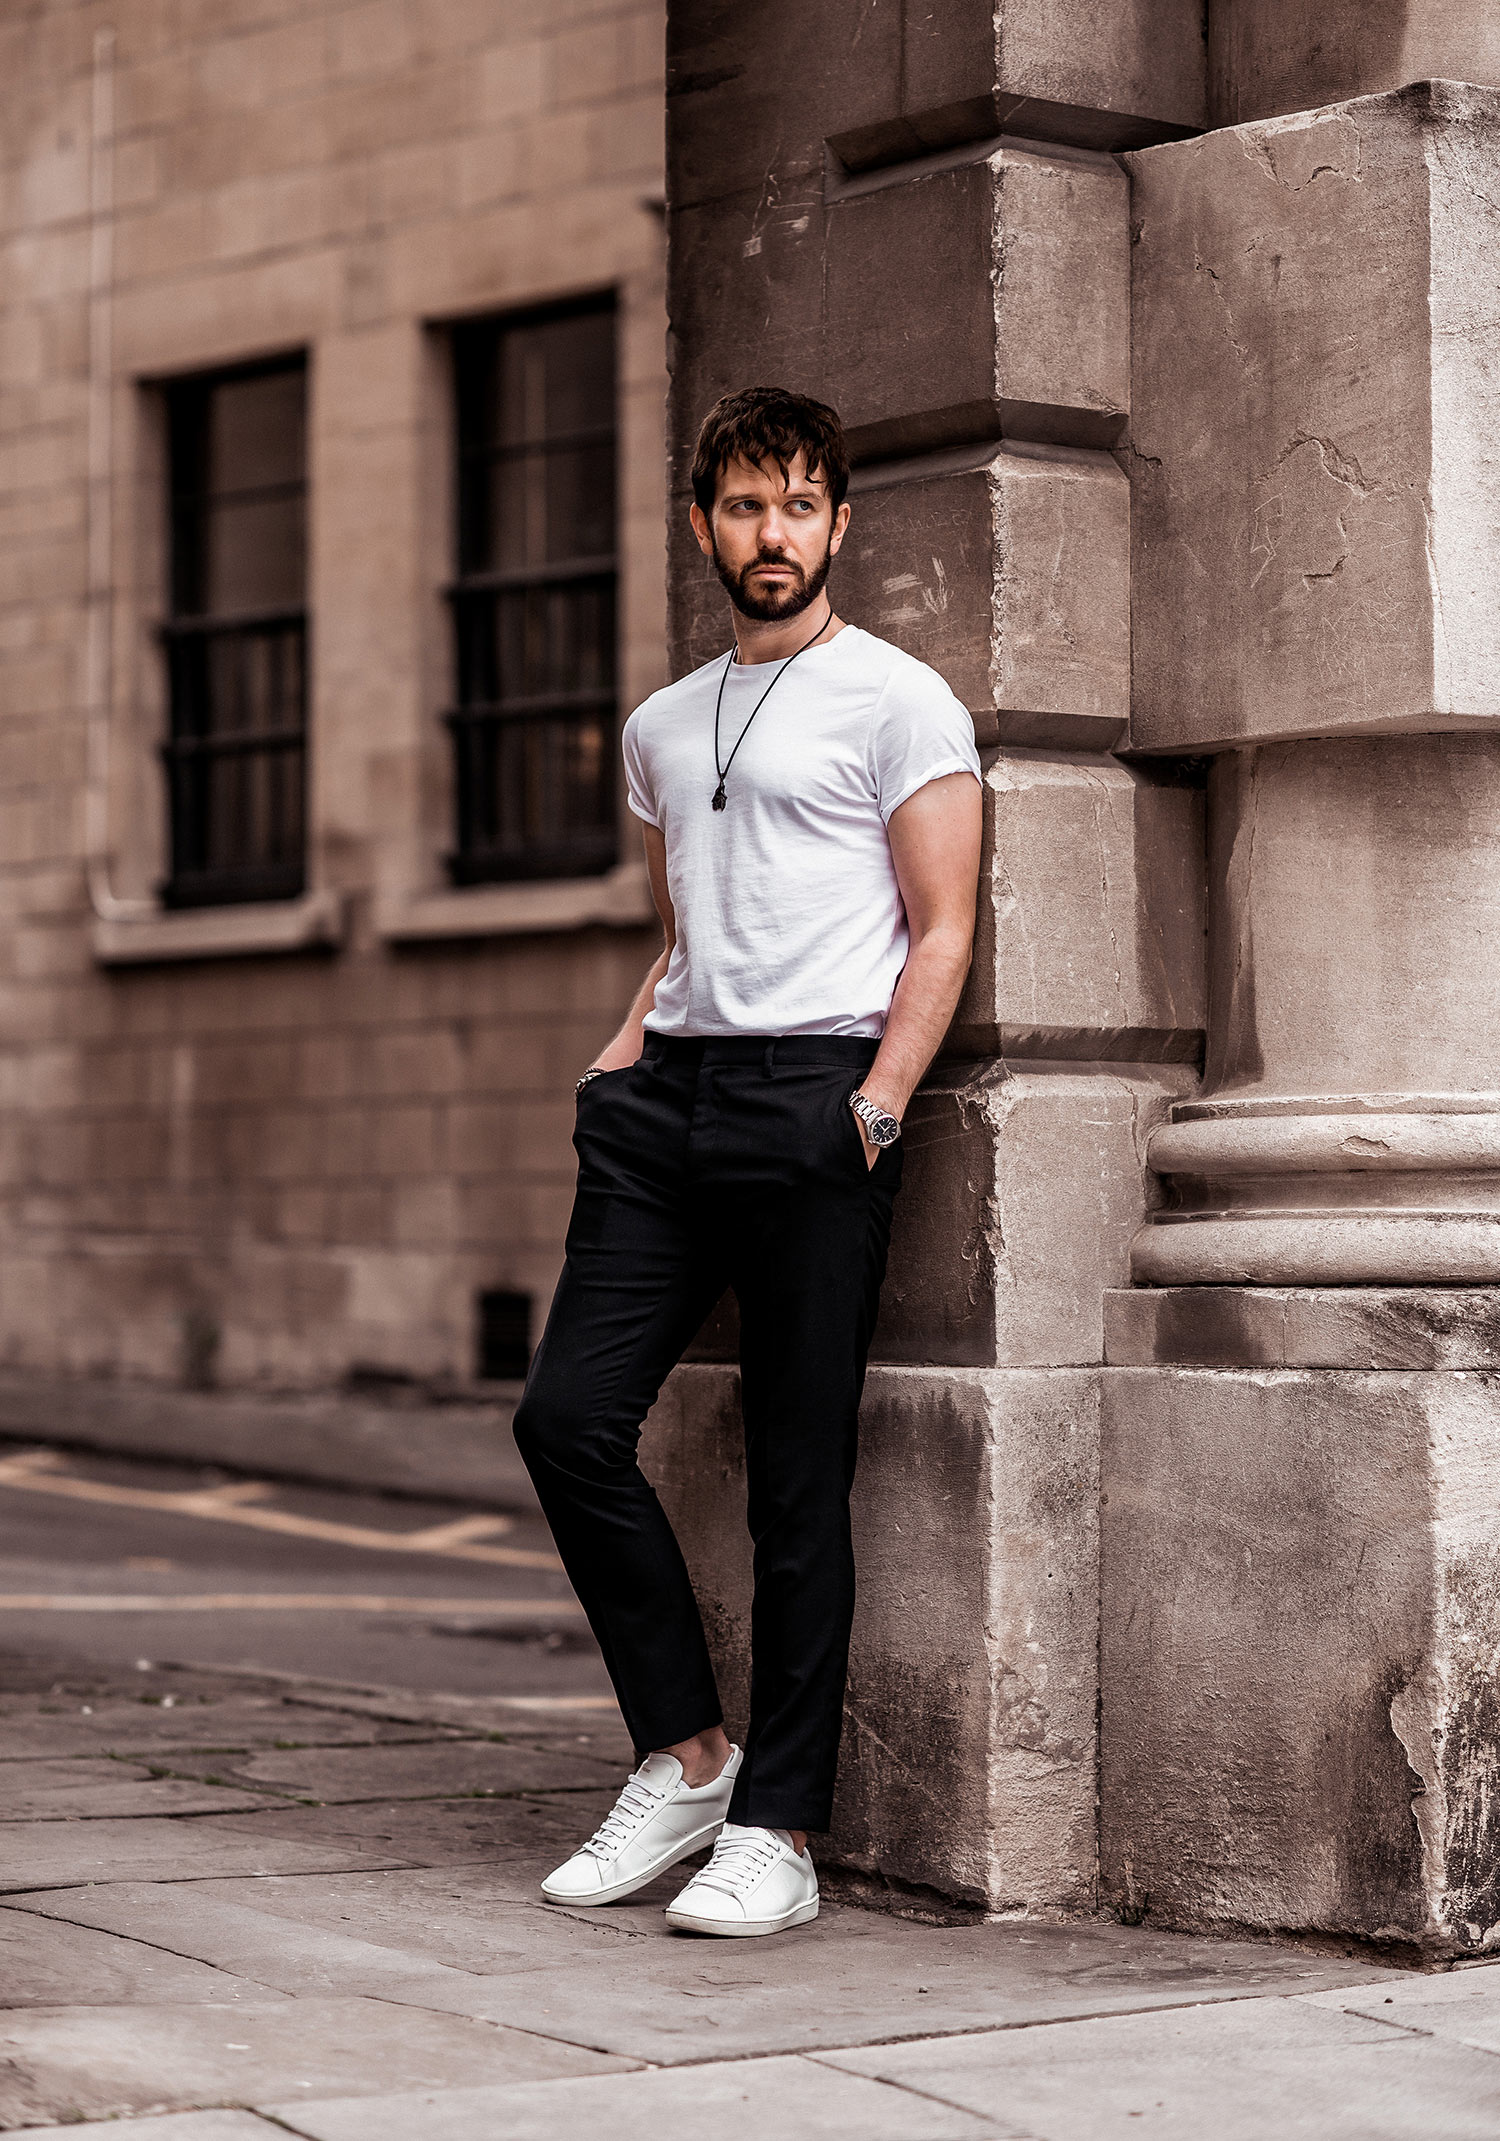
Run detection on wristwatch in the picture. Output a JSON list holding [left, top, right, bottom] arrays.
[[849, 1090, 901, 1148], [575, 1067, 607, 1094]]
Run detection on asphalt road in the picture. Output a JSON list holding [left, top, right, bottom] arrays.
[[0, 1436, 615, 1708]]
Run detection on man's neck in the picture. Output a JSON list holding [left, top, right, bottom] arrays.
[[732, 605, 845, 667]]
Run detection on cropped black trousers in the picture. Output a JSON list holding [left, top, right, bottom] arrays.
[[512, 1031, 902, 1833]]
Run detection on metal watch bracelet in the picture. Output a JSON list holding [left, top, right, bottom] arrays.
[[575, 1067, 607, 1095], [849, 1089, 901, 1147]]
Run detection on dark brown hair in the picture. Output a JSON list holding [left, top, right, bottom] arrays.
[[690, 386, 850, 514]]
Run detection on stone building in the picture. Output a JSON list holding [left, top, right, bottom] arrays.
[[9, 0, 1500, 1963], [648, 2, 1500, 1956], [0, 0, 665, 1389]]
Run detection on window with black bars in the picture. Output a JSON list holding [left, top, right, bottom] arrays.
[[160, 355, 308, 908], [447, 298, 619, 884]]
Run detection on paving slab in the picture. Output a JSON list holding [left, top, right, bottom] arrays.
[[243, 1898, 1407, 2066], [0, 1815, 411, 1893], [820, 1995, 1500, 2140], [199, 1863, 651, 1965], [0, 1693, 464, 1761], [0, 1904, 289, 2007], [199, 1787, 619, 1878], [263, 2054, 1006, 2140], [372, 1914, 1410, 2064], [1307, 1960, 1500, 2053], [276, 1680, 632, 1758], [0, 1755, 284, 1820], [6, 2115, 284, 2140], [7, 1877, 630, 1999], [202, 1735, 624, 1803], [0, 1995, 632, 2129]]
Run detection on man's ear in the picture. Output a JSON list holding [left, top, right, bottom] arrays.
[[689, 501, 714, 559], [829, 500, 851, 557]]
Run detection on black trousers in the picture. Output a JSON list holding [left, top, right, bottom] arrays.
[[513, 1032, 902, 1832]]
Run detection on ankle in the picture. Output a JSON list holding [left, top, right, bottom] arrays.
[[661, 1725, 732, 1789], [789, 1830, 807, 1855]]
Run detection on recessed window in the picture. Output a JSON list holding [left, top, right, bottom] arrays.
[[446, 298, 619, 885], [477, 1288, 532, 1381], [159, 355, 308, 909]]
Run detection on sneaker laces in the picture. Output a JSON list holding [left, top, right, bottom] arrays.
[[583, 1770, 668, 1860], [692, 1825, 783, 1897]]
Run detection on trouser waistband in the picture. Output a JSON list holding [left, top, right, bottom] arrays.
[[640, 1033, 880, 1068]]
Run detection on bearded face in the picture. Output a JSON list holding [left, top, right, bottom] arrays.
[[710, 529, 835, 623]]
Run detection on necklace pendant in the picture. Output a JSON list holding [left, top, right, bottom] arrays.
[[711, 783, 727, 811]]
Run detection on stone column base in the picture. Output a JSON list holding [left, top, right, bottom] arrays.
[[1101, 1352, 1500, 1956], [641, 1362, 1100, 1916]]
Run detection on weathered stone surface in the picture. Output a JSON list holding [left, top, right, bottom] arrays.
[[1100, 1367, 1500, 1953], [7, 2119, 279, 2141], [268, 2058, 995, 2141], [196, 1792, 619, 1881], [879, 1067, 1192, 1367], [667, 0, 1205, 218], [956, 752, 1204, 1050], [0, 1695, 462, 1763], [212, 1738, 620, 1804], [1131, 735, 1500, 1284], [669, 130, 1129, 505], [1128, 84, 1500, 752], [825, 142, 1129, 459], [11, 1878, 603, 2003], [1106, 1286, 1500, 1370], [0, 1905, 275, 2008], [825, 1995, 1500, 2141], [1211, 2, 1500, 127], [644, 1365, 1099, 1913], [0, 1816, 408, 1896], [0, 1761, 273, 1823], [0, 1996, 627, 2131]]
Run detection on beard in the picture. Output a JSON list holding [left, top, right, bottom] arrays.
[[711, 535, 834, 624]]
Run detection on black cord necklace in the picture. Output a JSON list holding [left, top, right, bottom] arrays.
[[711, 602, 833, 810]]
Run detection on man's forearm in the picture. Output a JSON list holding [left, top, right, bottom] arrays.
[[862, 923, 973, 1117], [590, 947, 671, 1072]]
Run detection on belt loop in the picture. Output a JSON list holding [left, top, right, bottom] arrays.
[[763, 1038, 777, 1078]]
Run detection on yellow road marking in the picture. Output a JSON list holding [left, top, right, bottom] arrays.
[[0, 1593, 586, 1614], [0, 1451, 559, 1570]]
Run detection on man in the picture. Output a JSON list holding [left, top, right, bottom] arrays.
[[514, 386, 982, 1937]]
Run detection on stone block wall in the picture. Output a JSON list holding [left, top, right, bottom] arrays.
[[0, 0, 666, 1387], [657, 1, 1500, 1950], [649, 0, 1210, 1915]]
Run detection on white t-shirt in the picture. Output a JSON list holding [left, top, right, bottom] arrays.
[[622, 624, 981, 1038]]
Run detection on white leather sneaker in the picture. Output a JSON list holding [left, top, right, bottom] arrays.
[[664, 1821, 819, 1936], [540, 1745, 741, 1906]]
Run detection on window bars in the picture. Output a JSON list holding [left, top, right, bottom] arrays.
[[160, 357, 307, 909], [447, 298, 619, 884]]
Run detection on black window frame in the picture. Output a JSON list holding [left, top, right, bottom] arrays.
[[157, 352, 309, 911], [444, 293, 620, 887]]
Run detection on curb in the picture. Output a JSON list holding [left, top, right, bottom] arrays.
[[0, 1372, 540, 1512]]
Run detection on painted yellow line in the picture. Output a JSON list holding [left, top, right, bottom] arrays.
[[488, 1694, 620, 1712], [0, 1593, 586, 1614], [0, 1452, 559, 1570]]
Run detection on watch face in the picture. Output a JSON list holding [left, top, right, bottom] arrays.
[[870, 1113, 900, 1147]]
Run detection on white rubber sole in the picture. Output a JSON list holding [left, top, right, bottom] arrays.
[[664, 1895, 819, 1938], [540, 1817, 726, 1907]]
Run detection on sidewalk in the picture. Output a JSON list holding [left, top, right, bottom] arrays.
[[2, 1652, 1498, 2140]]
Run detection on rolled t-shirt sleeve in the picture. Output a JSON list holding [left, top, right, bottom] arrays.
[[621, 707, 661, 828], [867, 662, 983, 824]]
